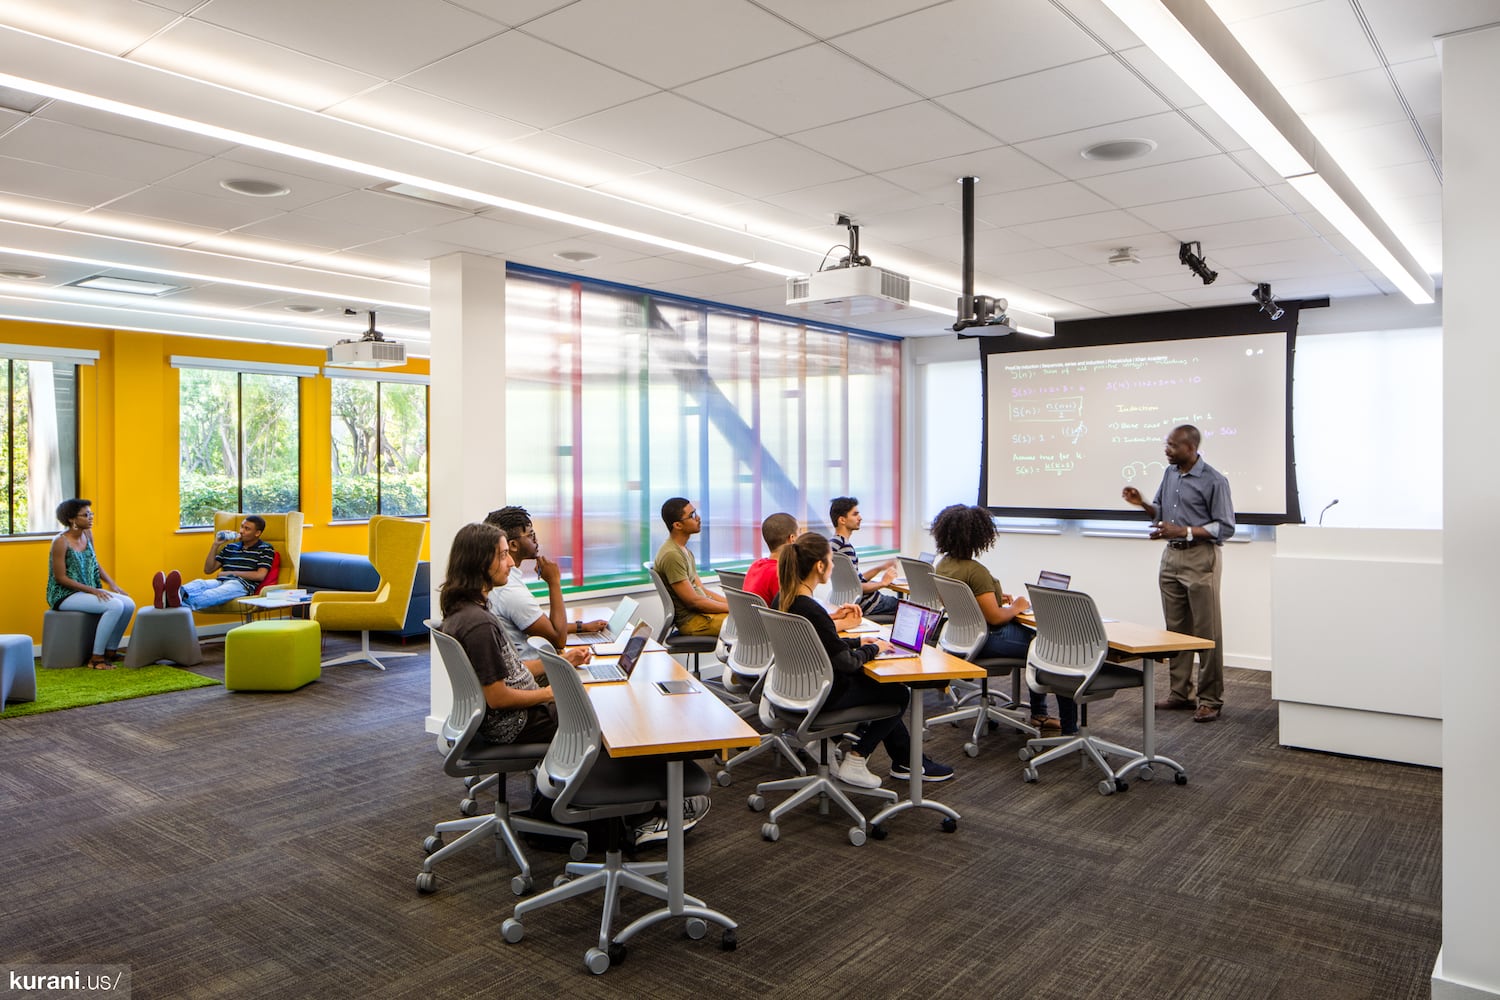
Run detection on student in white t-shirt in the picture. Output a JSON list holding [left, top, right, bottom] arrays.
[[483, 505, 602, 665]]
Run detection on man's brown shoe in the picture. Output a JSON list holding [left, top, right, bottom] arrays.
[[1156, 697, 1194, 711], [1192, 705, 1221, 723]]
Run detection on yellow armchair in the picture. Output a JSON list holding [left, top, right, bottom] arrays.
[[311, 515, 428, 670], [202, 510, 305, 616]]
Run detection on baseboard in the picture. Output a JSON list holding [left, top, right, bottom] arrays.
[[1228, 653, 1270, 672], [1433, 950, 1500, 999]]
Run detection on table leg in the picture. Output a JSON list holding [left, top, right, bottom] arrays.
[[1113, 657, 1187, 784], [612, 759, 738, 947], [871, 684, 961, 831]]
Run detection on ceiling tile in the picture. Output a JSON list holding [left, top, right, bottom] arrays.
[[1227, 0, 1383, 86], [937, 55, 1171, 144], [1112, 44, 1210, 109], [878, 147, 1066, 200], [1008, 209, 1154, 247], [1388, 57, 1441, 121], [523, 0, 811, 88], [1318, 119, 1431, 171], [593, 170, 747, 215], [325, 84, 537, 154], [0, 155, 143, 207], [342, 232, 478, 264], [677, 44, 917, 134], [62, 210, 222, 246], [973, 181, 1115, 227], [762, 174, 926, 220], [193, 0, 505, 77], [157, 156, 358, 211], [1068, 291, 1184, 315], [35, 103, 236, 156], [0, 0, 181, 54], [300, 190, 472, 231], [102, 186, 283, 230], [1006, 264, 1119, 291], [441, 0, 576, 26], [1131, 188, 1291, 231], [855, 203, 967, 244], [1358, 0, 1500, 64], [749, 0, 938, 39], [0, 118, 207, 182], [835, 0, 1106, 96], [672, 139, 860, 200], [1187, 213, 1315, 249], [412, 214, 556, 253], [401, 31, 657, 129], [1080, 154, 1261, 208], [792, 102, 996, 173], [128, 19, 385, 109], [479, 131, 655, 187], [1283, 68, 1409, 135], [588, 254, 716, 285], [233, 212, 397, 250], [553, 92, 770, 167]]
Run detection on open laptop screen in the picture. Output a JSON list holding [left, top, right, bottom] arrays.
[[888, 599, 942, 653], [1036, 570, 1071, 590]]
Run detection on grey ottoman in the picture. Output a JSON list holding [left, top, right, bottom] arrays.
[[41, 610, 100, 669], [124, 607, 203, 668], [1, 634, 35, 711]]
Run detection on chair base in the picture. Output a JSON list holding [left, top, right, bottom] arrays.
[[1021, 729, 1185, 794], [752, 745, 896, 843], [717, 731, 807, 785], [506, 847, 687, 954], [322, 631, 416, 670], [420, 794, 587, 896]]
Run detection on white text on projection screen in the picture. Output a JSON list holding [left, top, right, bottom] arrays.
[[986, 331, 1287, 515]]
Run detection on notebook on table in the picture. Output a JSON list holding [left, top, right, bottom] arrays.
[[870, 600, 942, 659], [565, 596, 639, 646], [580, 622, 653, 684]]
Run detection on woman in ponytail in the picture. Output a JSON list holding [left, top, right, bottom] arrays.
[[774, 532, 953, 788]]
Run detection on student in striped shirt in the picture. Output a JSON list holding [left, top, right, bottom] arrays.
[[153, 515, 275, 610]]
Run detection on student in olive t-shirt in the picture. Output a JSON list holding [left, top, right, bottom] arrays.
[[653, 497, 728, 636]]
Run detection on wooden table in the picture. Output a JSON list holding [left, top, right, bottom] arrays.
[[585, 650, 758, 951], [860, 642, 984, 834], [1019, 612, 1214, 783]]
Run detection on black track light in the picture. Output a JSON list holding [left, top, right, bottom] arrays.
[[1252, 282, 1284, 321], [1178, 241, 1218, 285]]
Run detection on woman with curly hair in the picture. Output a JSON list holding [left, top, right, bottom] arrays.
[[930, 504, 1076, 736], [46, 499, 135, 668]]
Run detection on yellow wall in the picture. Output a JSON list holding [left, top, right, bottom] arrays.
[[0, 319, 431, 641]]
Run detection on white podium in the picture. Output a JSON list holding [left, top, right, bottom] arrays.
[[1271, 526, 1442, 767]]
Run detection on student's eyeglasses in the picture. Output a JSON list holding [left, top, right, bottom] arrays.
[[684, 510, 700, 520]]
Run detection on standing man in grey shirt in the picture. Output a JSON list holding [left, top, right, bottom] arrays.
[[1121, 424, 1236, 723]]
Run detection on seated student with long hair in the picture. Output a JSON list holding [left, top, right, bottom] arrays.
[[776, 532, 954, 787], [930, 503, 1077, 737]]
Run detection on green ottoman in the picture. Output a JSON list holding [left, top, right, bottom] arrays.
[[225, 620, 321, 692]]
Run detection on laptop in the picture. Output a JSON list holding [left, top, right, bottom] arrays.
[[871, 599, 942, 659], [580, 621, 653, 684], [1036, 570, 1071, 590], [917, 551, 936, 564], [565, 596, 640, 646]]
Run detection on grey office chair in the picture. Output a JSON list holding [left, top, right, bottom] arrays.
[[715, 568, 747, 593], [925, 575, 1038, 756], [1019, 585, 1185, 795], [829, 552, 897, 624], [502, 650, 714, 974], [715, 588, 807, 785], [417, 625, 587, 896], [897, 556, 944, 611], [644, 563, 718, 678], [747, 606, 898, 845]]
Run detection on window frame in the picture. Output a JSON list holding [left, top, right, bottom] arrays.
[[325, 369, 431, 522]]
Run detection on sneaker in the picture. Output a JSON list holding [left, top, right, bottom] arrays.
[[833, 751, 882, 789], [632, 795, 713, 847], [889, 755, 955, 783]]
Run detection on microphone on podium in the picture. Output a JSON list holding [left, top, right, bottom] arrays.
[[1318, 498, 1340, 525]]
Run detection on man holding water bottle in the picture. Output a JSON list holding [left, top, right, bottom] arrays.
[[151, 515, 275, 609]]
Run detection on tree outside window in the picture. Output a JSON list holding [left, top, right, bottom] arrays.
[[178, 368, 300, 526], [0, 358, 79, 535], [330, 378, 428, 520]]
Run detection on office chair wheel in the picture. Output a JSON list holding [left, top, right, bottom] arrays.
[[870, 824, 888, 841], [963, 742, 979, 758], [569, 841, 589, 862], [422, 835, 443, 855], [685, 918, 707, 940], [553, 874, 571, 888], [1022, 766, 1039, 783], [501, 918, 524, 943], [716, 770, 733, 787], [721, 929, 738, 951], [1099, 778, 1128, 796], [1175, 772, 1189, 786], [940, 817, 958, 834], [747, 794, 766, 812], [584, 947, 611, 975], [415, 872, 437, 894], [459, 798, 480, 817], [848, 826, 866, 847], [510, 875, 532, 896], [761, 822, 779, 842], [1138, 765, 1155, 781], [1018, 747, 1034, 762], [607, 942, 628, 966]]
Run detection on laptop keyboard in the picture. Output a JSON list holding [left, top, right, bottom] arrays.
[[587, 662, 627, 682], [571, 630, 616, 645]]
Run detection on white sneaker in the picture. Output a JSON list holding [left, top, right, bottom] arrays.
[[834, 751, 882, 789]]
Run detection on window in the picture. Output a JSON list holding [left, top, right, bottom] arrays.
[[0, 356, 80, 535], [503, 268, 902, 588], [176, 360, 302, 526], [330, 375, 429, 520]]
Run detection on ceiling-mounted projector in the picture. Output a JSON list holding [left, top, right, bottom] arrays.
[[786, 215, 910, 315], [327, 309, 406, 368]]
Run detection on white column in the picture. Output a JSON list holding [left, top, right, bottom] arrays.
[[427, 252, 507, 730], [1436, 23, 1500, 1000]]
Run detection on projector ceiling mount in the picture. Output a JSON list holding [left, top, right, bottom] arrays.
[[326, 308, 407, 368], [953, 176, 1012, 336]]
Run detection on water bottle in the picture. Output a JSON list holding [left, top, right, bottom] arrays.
[[215, 529, 236, 542]]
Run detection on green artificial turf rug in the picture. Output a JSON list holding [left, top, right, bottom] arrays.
[[1, 664, 218, 719]]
